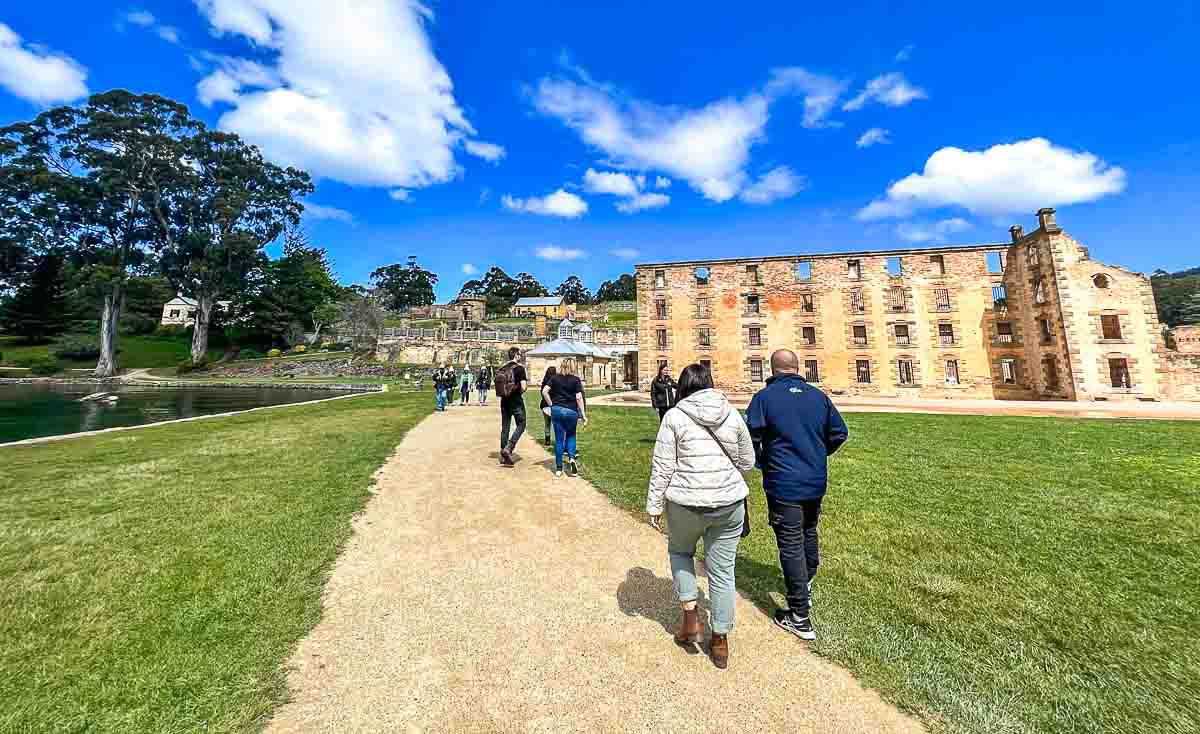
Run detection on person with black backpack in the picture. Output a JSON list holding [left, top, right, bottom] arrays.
[[494, 346, 528, 466]]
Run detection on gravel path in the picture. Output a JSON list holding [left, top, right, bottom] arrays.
[[266, 403, 924, 733]]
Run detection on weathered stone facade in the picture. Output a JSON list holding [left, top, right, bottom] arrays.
[[1175, 325, 1200, 355], [636, 209, 1191, 401]]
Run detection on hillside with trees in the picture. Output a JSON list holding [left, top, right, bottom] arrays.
[[1152, 267, 1200, 326]]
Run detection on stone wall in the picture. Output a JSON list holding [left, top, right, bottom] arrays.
[[1175, 325, 1200, 355], [1164, 353, 1200, 401]]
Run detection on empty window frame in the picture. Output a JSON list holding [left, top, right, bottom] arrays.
[[930, 254, 946, 276], [889, 286, 908, 311], [657, 358, 668, 373], [894, 324, 911, 345], [654, 269, 666, 288], [1034, 279, 1048, 304], [847, 259, 862, 279], [938, 323, 956, 345], [698, 327, 712, 347], [852, 324, 868, 346], [934, 288, 951, 311], [986, 251, 1005, 273], [850, 288, 865, 313], [1043, 357, 1060, 389], [1109, 358, 1131, 389], [746, 295, 761, 314], [996, 322, 1014, 343], [655, 300, 667, 319], [694, 266, 710, 285], [696, 296, 710, 317], [800, 293, 816, 313], [898, 359, 915, 385], [750, 359, 764, 382], [1027, 246, 1040, 267], [804, 359, 820, 382], [699, 358, 713, 374], [1101, 314, 1123, 340], [748, 327, 762, 347], [855, 359, 872, 384], [1000, 358, 1018, 384], [656, 329, 667, 350], [945, 359, 961, 385], [1039, 318, 1053, 343], [796, 261, 812, 280], [746, 264, 760, 284], [801, 326, 817, 345], [886, 256, 903, 276]]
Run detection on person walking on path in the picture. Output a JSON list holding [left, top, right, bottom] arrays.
[[651, 364, 677, 422], [459, 369, 471, 406], [445, 367, 457, 408], [746, 349, 848, 642], [475, 365, 492, 406], [541, 362, 587, 477], [539, 366, 557, 445], [495, 346, 529, 466], [433, 364, 452, 412], [646, 363, 755, 670]]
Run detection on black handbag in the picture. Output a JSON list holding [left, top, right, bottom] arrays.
[[685, 414, 752, 539]]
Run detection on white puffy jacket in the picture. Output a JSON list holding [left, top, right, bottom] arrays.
[[646, 388, 756, 515]]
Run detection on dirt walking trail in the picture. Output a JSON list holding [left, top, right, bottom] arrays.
[[266, 402, 924, 733]]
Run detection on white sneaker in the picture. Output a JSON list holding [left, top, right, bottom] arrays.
[[554, 469, 563, 478]]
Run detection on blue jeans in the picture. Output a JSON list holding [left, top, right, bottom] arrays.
[[477, 387, 488, 403], [550, 405, 578, 469], [667, 500, 745, 634], [435, 388, 447, 411]]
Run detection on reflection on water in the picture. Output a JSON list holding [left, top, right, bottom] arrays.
[[0, 383, 353, 443]]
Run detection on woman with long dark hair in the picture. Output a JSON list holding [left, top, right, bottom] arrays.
[[645, 363, 754, 670], [650, 363, 677, 422]]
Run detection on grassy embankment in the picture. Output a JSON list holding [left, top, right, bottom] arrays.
[[0, 389, 432, 733], [576, 405, 1200, 734], [0, 334, 222, 372]]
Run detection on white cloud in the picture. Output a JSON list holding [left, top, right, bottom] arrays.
[[461, 263, 478, 275], [654, 176, 671, 189], [856, 127, 892, 148], [895, 44, 915, 62], [857, 137, 1128, 220], [583, 168, 640, 197], [739, 166, 805, 205], [0, 23, 89, 105], [611, 248, 641, 259], [197, 70, 240, 106], [843, 72, 928, 111], [463, 139, 506, 163], [157, 26, 181, 44], [388, 188, 412, 202], [125, 10, 156, 26], [764, 67, 850, 129], [616, 192, 670, 213], [535, 245, 586, 261], [302, 202, 354, 222], [895, 218, 973, 244], [502, 189, 588, 218], [192, 0, 489, 192]]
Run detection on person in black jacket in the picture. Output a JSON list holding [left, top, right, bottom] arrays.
[[746, 349, 848, 642], [539, 366, 557, 444], [650, 364, 677, 422]]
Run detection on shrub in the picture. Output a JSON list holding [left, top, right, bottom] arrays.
[[176, 358, 210, 375], [51, 337, 102, 361], [153, 325, 189, 339], [15, 355, 60, 375], [267, 348, 282, 358], [238, 348, 262, 360]]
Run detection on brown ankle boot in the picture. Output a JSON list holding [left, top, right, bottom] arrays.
[[674, 608, 702, 644], [710, 633, 729, 669]]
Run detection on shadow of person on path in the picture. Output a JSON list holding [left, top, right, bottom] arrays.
[[617, 567, 711, 653]]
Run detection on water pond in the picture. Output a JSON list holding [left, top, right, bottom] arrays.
[[0, 383, 354, 444]]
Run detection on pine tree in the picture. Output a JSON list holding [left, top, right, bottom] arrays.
[[0, 252, 69, 342]]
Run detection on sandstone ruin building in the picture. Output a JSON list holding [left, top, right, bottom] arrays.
[[636, 208, 1192, 401]]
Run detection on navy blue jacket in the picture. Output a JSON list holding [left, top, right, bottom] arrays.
[[746, 373, 848, 502]]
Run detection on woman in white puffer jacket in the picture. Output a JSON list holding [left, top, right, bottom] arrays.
[[646, 363, 755, 669]]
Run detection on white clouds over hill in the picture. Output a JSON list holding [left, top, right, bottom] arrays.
[[192, 0, 502, 190]]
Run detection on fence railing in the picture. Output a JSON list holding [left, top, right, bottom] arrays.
[[334, 327, 638, 348]]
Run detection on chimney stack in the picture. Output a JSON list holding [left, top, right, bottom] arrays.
[[1036, 207, 1060, 233], [1009, 225, 1024, 243]]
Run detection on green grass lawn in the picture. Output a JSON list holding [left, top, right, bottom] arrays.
[[0, 334, 222, 371], [574, 406, 1200, 734], [604, 310, 637, 324], [0, 389, 431, 733]]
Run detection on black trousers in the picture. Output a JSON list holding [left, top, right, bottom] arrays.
[[500, 400, 526, 451], [656, 407, 668, 422], [767, 496, 823, 615]]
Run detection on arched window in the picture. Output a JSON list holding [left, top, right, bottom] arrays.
[[1092, 274, 1111, 289], [1034, 279, 1047, 304]]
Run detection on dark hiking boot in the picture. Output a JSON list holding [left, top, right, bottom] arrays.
[[674, 608, 702, 645], [774, 609, 815, 640], [500, 446, 514, 466], [709, 633, 729, 669]]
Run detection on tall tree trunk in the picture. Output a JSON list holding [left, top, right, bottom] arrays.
[[191, 293, 213, 364], [94, 285, 123, 378]]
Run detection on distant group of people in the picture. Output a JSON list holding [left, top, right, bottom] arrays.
[[432, 363, 493, 412], [645, 350, 847, 669], [462, 347, 848, 672]]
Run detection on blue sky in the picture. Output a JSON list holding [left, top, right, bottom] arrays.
[[1, 1, 1198, 301]]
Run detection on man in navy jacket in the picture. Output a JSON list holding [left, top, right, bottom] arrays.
[[746, 349, 848, 640]]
